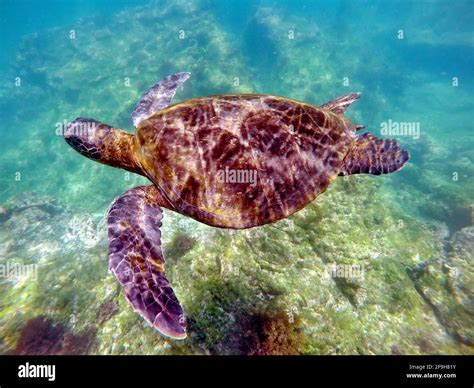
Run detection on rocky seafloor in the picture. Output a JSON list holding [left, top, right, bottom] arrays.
[[0, 0, 472, 355], [0, 178, 472, 355]]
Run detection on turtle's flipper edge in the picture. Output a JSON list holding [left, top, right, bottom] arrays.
[[320, 92, 361, 115], [132, 72, 191, 127], [107, 185, 187, 340], [339, 133, 410, 176]]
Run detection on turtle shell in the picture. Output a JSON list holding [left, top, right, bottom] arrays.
[[135, 94, 355, 228]]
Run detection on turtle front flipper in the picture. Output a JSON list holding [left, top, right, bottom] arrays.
[[107, 185, 187, 340], [339, 133, 410, 175], [131, 72, 191, 127]]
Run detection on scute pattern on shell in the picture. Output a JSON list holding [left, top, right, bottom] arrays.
[[136, 95, 355, 228]]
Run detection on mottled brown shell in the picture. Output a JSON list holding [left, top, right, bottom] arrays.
[[135, 94, 355, 228]]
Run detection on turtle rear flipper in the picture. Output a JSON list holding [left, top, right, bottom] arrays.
[[339, 133, 410, 175], [107, 185, 187, 340]]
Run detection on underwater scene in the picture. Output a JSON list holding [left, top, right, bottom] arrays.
[[0, 0, 473, 355]]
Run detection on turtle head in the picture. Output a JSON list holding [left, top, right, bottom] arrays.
[[63, 118, 112, 160], [63, 118, 144, 175]]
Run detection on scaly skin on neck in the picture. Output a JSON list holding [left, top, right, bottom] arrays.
[[99, 128, 144, 176]]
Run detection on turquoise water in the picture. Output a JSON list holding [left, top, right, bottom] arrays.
[[0, 0, 472, 355]]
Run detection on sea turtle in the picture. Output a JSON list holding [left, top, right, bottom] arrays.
[[63, 72, 409, 340]]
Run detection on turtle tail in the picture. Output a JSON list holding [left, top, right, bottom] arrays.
[[339, 132, 410, 176]]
